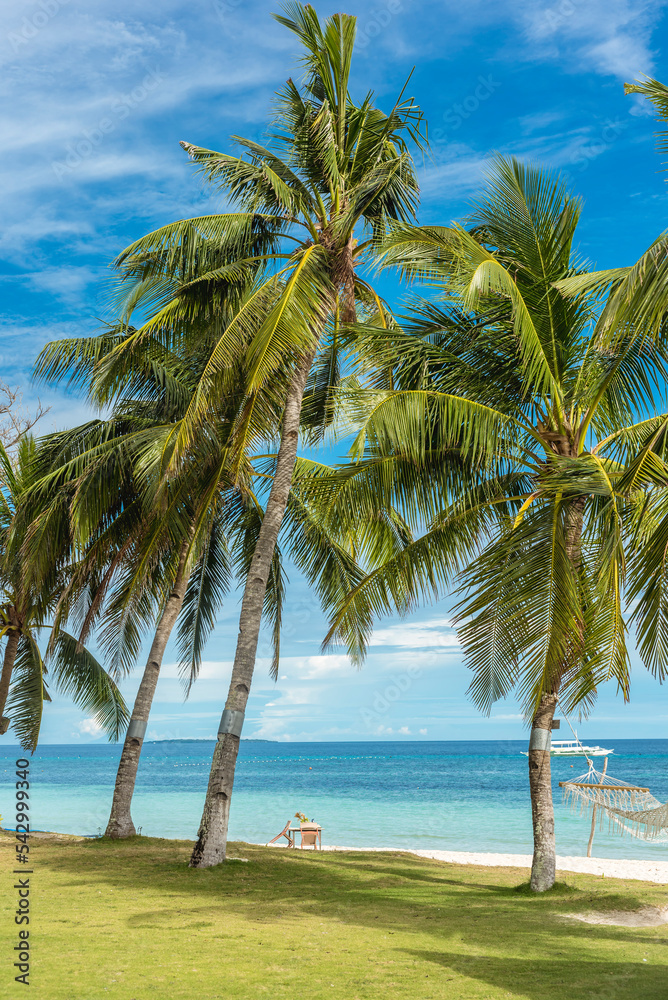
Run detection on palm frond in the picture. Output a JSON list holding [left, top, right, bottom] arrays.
[[5, 635, 50, 753], [49, 630, 130, 741]]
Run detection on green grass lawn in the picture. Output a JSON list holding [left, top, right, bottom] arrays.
[[1, 832, 667, 999]]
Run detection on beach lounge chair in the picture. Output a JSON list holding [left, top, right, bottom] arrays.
[[267, 820, 296, 848], [300, 822, 322, 850]]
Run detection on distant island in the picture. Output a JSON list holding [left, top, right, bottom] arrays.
[[144, 738, 277, 744]]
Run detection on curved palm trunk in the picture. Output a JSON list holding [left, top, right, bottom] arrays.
[[529, 495, 585, 892], [528, 692, 558, 891], [190, 349, 316, 868], [0, 621, 20, 735], [105, 548, 190, 838]]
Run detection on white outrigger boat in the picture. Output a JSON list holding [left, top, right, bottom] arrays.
[[521, 738, 614, 757]]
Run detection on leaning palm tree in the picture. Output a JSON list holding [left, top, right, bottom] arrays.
[[0, 436, 128, 751], [31, 277, 374, 840], [80, 2, 425, 866], [315, 157, 668, 891], [28, 338, 250, 835]]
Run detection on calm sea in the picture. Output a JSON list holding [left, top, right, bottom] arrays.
[[1, 739, 667, 860]]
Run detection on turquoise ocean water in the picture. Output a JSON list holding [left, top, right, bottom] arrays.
[[1, 739, 667, 860]]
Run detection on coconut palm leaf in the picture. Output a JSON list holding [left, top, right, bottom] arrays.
[[49, 630, 129, 741], [176, 521, 232, 693], [5, 633, 50, 753]]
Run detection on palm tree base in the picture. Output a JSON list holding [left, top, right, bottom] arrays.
[[104, 816, 137, 838], [189, 734, 239, 867], [104, 732, 146, 839], [529, 843, 556, 892]]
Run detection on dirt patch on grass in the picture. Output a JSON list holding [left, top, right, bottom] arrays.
[[564, 906, 668, 927]]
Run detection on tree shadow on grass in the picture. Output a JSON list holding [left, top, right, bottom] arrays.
[[35, 837, 662, 933], [337, 859, 527, 892], [402, 950, 668, 1000]]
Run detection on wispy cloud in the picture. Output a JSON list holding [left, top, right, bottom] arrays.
[[369, 618, 460, 649], [518, 109, 570, 135], [517, 0, 662, 79]]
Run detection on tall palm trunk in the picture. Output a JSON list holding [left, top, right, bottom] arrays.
[[189, 349, 316, 867], [105, 546, 190, 838], [528, 494, 585, 891], [0, 615, 20, 734], [528, 691, 558, 890]]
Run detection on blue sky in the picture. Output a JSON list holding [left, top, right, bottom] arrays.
[[2, 0, 668, 743]]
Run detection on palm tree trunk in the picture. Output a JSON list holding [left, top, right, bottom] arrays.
[[528, 495, 585, 892], [105, 547, 190, 838], [528, 691, 558, 891], [0, 621, 20, 735], [189, 349, 316, 868]]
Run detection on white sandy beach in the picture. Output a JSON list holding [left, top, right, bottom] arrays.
[[316, 845, 668, 883]]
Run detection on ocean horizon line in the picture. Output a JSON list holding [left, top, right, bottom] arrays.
[[2, 736, 668, 748]]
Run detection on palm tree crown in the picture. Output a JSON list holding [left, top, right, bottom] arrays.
[[315, 157, 668, 889], [0, 437, 129, 750]]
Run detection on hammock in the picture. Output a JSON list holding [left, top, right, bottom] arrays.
[[561, 764, 668, 844], [608, 800, 668, 842]]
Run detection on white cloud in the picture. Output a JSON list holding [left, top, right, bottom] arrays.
[[298, 655, 354, 679], [77, 718, 103, 737], [419, 728, 428, 735], [0, 0, 292, 321], [398, 726, 411, 735], [369, 619, 460, 650]]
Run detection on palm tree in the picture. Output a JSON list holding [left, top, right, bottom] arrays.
[[551, 76, 668, 703], [96, 410, 278, 839], [0, 436, 128, 750], [31, 280, 373, 839], [28, 338, 249, 835], [75, 2, 425, 867], [316, 157, 668, 891]]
